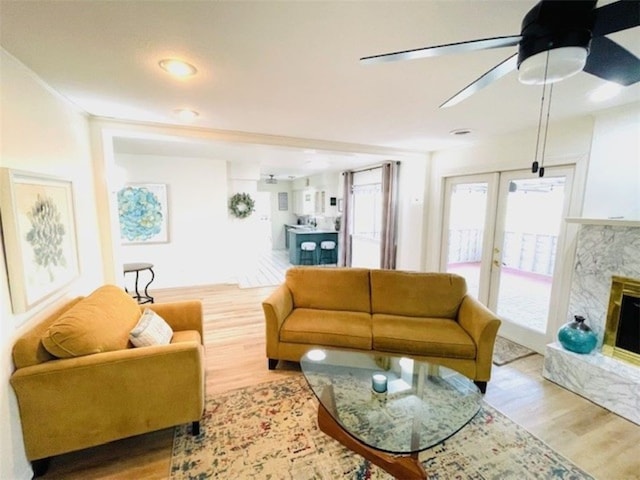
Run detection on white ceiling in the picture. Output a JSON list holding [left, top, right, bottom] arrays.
[[1, 0, 639, 178]]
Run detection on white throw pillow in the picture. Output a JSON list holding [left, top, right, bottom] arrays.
[[129, 309, 173, 347]]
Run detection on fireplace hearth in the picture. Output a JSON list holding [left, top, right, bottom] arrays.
[[543, 219, 640, 426]]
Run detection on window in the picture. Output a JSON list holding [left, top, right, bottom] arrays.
[[352, 183, 382, 240]]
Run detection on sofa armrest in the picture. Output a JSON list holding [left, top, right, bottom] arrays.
[[262, 284, 293, 358], [143, 300, 203, 340], [10, 342, 205, 460], [457, 295, 501, 380]]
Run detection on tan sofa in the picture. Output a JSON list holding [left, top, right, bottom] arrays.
[[262, 267, 501, 392], [10, 285, 205, 476]]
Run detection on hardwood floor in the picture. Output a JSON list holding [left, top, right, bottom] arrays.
[[39, 284, 640, 480]]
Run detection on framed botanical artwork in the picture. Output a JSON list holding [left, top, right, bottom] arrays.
[[0, 169, 80, 313], [117, 183, 169, 244]]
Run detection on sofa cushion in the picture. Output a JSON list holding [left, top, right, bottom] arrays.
[[286, 267, 371, 313], [372, 314, 476, 359], [370, 270, 467, 318], [42, 285, 141, 358], [171, 330, 202, 344], [280, 308, 372, 350]]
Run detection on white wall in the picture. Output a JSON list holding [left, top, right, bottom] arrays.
[[583, 103, 640, 220], [0, 50, 103, 480], [396, 157, 429, 271], [226, 161, 263, 276], [115, 154, 231, 288]]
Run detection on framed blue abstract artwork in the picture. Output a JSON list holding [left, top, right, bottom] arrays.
[[117, 183, 169, 244], [0, 169, 80, 313]]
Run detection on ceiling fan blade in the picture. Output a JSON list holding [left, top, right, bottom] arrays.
[[584, 36, 640, 86], [592, 0, 640, 37], [440, 53, 518, 108], [360, 35, 521, 64]]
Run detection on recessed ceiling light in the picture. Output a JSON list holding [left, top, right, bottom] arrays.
[[159, 59, 197, 77], [449, 128, 473, 136], [589, 82, 622, 102], [174, 109, 199, 121]]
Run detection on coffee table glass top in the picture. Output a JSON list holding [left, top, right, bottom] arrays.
[[300, 349, 482, 454]]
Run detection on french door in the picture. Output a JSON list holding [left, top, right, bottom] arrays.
[[441, 167, 573, 351]]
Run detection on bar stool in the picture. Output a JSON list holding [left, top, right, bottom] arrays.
[[300, 242, 317, 265], [319, 240, 337, 265]]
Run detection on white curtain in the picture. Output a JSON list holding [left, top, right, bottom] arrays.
[[380, 162, 400, 269]]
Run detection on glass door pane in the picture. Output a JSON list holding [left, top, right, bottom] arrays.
[[491, 172, 570, 338], [441, 174, 497, 301]]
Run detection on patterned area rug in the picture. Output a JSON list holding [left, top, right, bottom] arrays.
[[492, 336, 537, 366], [170, 376, 593, 480]]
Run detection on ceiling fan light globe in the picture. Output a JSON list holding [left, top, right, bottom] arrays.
[[518, 46, 588, 85]]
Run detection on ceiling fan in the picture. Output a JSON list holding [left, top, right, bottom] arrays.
[[361, 0, 640, 108], [265, 174, 278, 184]]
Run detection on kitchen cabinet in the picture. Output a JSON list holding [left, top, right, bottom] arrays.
[[314, 190, 326, 214], [288, 229, 338, 265], [303, 190, 314, 214], [293, 189, 317, 215], [292, 191, 303, 215], [284, 224, 298, 248]]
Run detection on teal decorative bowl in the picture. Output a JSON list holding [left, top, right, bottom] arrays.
[[558, 315, 597, 354]]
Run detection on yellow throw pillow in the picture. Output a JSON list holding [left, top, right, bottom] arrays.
[[129, 309, 173, 347], [42, 285, 141, 358]]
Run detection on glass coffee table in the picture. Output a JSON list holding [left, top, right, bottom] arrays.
[[300, 348, 482, 480]]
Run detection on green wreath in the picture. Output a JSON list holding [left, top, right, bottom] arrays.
[[229, 192, 255, 219]]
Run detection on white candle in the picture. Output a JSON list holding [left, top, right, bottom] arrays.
[[372, 373, 387, 393]]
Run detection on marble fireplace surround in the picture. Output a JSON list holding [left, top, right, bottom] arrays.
[[543, 219, 640, 426]]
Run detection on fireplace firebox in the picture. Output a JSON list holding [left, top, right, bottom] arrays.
[[603, 276, 640, 366]]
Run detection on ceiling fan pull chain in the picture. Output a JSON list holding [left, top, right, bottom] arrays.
[[532, 50, 551, 175], [539, 82, 554, 178], [532, 84, 545, 173]]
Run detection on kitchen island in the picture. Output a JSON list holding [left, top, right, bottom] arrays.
[[288, 229, 338, 265]]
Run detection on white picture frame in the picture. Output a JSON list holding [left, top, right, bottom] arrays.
[[0, 168, 80, 313], [117, 183, 169, 244]]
